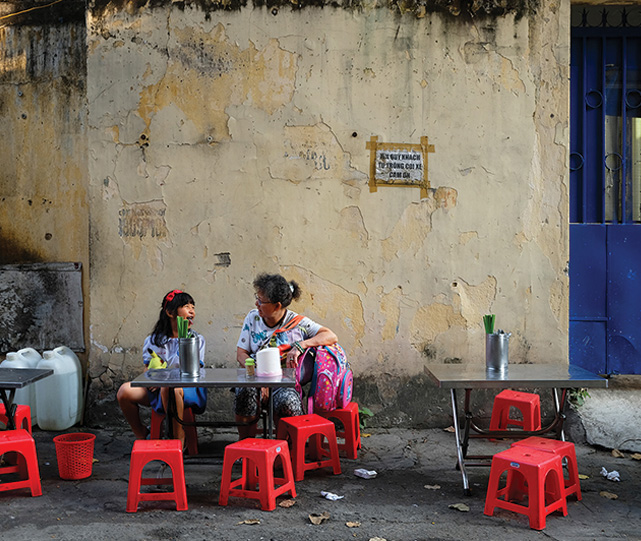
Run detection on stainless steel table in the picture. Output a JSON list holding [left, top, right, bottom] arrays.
[[426, 363, 608, 495], [131, 367, 296, 439], [0, 368, 53, 430]]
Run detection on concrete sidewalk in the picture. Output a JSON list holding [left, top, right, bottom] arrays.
[[1, 426, 640, 541]]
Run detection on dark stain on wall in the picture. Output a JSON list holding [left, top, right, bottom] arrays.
[[214, 252, 231, 266], [0, 0, 85, 27], [0, 232, 42, 265], [0, 21, 86, 89], [88, 0, 537, 21]]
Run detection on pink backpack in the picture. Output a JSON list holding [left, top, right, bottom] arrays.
[[295, 344, 353, 413]]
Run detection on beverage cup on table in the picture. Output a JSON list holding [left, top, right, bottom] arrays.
[[486, 331, 509, 375], [179, 336, 200, 378]]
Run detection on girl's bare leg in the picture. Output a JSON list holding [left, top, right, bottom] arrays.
[[117, 382, 151, 439]]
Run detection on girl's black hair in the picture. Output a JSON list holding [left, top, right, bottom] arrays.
[[253, 273, 301, 308], [151, 290, 195, 347]]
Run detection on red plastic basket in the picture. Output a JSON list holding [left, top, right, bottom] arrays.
[[53, 433, 96, 480]]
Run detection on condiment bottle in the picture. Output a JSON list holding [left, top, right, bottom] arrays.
[[245, 358, 255, 377]]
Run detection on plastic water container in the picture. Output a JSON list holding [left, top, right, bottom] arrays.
[[0, 347, 42, 426], [36, 346, 83, 431]]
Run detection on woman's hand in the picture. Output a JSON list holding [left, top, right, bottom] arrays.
[[286, 347, 301, 368], [237, 347, 251, 368]]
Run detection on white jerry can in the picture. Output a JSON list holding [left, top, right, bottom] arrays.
[[36, 346, 83, 431]]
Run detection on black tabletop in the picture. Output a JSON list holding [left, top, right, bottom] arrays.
[[0, 367, 54, 388]]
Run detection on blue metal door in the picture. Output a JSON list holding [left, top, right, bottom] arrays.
[[570, 6, 641, 374]]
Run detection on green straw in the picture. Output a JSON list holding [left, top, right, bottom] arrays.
[[483, 314, 495, 334]]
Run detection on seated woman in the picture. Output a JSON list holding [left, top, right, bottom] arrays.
[[117, 289, 207, 449], [235, 273, 338, 439]]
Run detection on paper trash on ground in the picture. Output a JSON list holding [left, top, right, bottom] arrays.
[[448, 503, 470, 512], [601, 467, 621, 481], [309, 512, 330, 525], [354, 468, 377, 479], [321, 491, 344, 501]]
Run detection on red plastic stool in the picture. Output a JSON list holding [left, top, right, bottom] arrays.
[[318, 402, 361, 459], [0, 429, 42, 497], [512, 437, 582, 500], [484, 446, 567, 530], [126, 439, 187, 512], [0, 404, 32, 433], [150, 408, 198, 456], [277, 414, 342, 481], [489, 390, 542, 431], [218, 438, 296, 511]]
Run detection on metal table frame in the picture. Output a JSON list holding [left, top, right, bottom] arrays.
[[426, 363, 608, 495], [0, 368, 53, 430], [131, 367, 296, 439]]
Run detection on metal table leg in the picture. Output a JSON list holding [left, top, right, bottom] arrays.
[[554, 388, 567, 441], [0, 388, 17, 430], [450, 388, 471, 496], [166, 388, 177, 439], [268, 388, 274, 438]]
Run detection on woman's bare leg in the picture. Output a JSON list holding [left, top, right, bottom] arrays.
[[235, 414, 259, 439]]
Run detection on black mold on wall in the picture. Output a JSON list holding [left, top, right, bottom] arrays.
[[0, 232, 42, 265], [88, 0, 537, 21], [0, 0, 85, 27]]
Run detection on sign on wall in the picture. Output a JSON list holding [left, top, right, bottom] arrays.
[[366, 136, 435, 199]]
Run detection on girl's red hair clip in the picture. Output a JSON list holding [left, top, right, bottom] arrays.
[[164, 289, 183, 306]]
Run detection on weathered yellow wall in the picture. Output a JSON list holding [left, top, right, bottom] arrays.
[[84, 0, 569, 424], [0, 21, 89, 359]]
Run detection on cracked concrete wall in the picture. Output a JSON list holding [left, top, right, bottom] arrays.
[[84, 0, 569, 426], [0, 20, 90, 359]]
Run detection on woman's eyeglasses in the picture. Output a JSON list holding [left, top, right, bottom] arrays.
[[255, 294, 273, 306]]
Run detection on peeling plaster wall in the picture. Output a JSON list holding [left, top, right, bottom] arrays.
[[0, 20, 89, 357], [85, 0, 569, 426]]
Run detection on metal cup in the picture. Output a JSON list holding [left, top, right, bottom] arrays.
[[178, 336, 200, 378], [486, 333, 509, 374]]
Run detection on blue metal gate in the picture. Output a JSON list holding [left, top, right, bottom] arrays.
[[570, 6, 641, 374]]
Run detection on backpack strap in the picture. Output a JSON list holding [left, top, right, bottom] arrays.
[[273, 314, 305, 334], [270, 314, 306, 357], [256, 314, 306, 351]]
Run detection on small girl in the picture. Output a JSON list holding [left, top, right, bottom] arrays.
[[117, 289, 207, 448]]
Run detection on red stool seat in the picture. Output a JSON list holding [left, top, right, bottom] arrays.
[[277, 414, 341, 481], [126, 439, 187, 512], [0, 404, 32, 433], [218, 438, 296, 511], [151, 408, 198, 456], [512, 437, 582, 500], [489, 390, 542, 431], [318, 402, 361, 459], [0, 429, 41, 497], [484, 446, 567, 530]]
